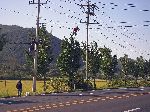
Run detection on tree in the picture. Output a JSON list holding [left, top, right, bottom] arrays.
[[143, 60, 149, 81], [0, 29, 7, 51], [57, 35, 81, 90], [25, 26, 53, 91], [81, 41, 101, 89], [136, 56, 145, 78], [119, 54, 130, 86], [99, 46, 112, 80], [109, 55, 118, 79], [37, 27, 53, 91]]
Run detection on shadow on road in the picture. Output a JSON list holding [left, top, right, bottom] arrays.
[[0, 100, 36, 105]]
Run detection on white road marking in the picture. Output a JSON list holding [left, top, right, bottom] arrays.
[[124, 108, 141, 112]]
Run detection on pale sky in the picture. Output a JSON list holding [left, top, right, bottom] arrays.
[[0, 0, 150, 60]]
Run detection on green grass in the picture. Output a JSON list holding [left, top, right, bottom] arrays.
[[0, 80, 46, 97], [0, 79, 149, 98], [0, 79, 108, 97], [91, 79, 108, 89]]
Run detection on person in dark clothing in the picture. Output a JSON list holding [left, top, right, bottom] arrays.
[[16, 80, 22, 97]]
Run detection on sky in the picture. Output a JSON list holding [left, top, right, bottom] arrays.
[[0, 0, 150, 60]]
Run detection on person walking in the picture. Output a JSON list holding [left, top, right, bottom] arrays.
[[16, 80, 22, 97]]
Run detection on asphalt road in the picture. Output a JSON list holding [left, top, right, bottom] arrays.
[[0, 87, 150, 112]]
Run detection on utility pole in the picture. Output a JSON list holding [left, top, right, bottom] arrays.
[[80, 0, 99, 81], [29, 0, 47, 92]]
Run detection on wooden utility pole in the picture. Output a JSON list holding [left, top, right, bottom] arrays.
[[80, 0, 99, 81], [29, 0, 47, 92]]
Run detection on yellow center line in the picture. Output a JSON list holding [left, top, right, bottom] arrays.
[[97, 97, 101, 100], [72, 102, 77, 105], [41, 107, 46, 109], [7, 92, 149, 112], [46, 104, 50, 107], [118, 97, 122, 99], [52, 103, 56, 105], [46, 106, 51, 109], [59, 104, 65, 107], [86, 100, 91, 103], [53, 105, 58, 108], [26, 108, 30, 110], [73, 100, 78, 102], [66, 103, 71, 106], [93, 100, 98, 102], [109, 98, 114, 100]]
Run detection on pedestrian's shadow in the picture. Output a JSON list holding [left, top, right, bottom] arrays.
[[0, 100, 36, 105]]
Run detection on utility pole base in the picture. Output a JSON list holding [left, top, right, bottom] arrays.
[[32, 76, 36, 92]]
